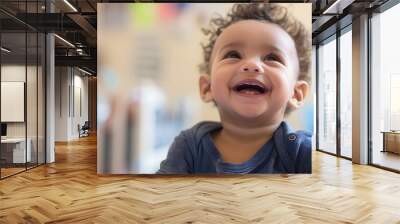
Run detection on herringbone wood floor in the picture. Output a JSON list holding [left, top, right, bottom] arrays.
[[1, 135, 400, 224]]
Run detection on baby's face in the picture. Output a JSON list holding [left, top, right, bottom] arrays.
[[200, 20, 304, 123]]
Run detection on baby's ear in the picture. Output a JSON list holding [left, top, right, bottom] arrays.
[[199, 74, 213, 103], [287, 80, 309, 110]]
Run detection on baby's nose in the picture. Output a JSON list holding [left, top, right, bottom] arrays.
[[240, 60, 264, 73]]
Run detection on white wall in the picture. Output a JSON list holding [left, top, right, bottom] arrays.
[[55, 67, 69, 141], [1, 64, 46, 164], [1, 66, 26, 136], [71, 72, 89, 138], [1, 65, 36, 138], [55, 67, 89, 141]]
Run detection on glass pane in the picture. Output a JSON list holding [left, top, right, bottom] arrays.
[[312, 45, 317, 151], [340, 29, 352, 158], [318, 37, 337, 154], [38, 32, 45, 165], [371, 3, 400, 171], [26, 0, 39, 169], [1, 30, 27, 177], [27, 31, 38, 169]]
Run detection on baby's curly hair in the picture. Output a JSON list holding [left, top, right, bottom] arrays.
[[199, 3, 311, 84]]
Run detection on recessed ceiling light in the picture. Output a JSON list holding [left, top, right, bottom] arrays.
[[54, 34, 75, 48], [323, 0, 355, 15], [1, 47, 11, 53], [63, 0, 78, 12], [78, 67, 93, 76]]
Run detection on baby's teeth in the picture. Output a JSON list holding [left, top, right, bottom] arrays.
[[241, 90, 259, 95]]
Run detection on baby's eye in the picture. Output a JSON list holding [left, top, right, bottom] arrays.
[[263, 53, 282, 63], [223, 50, 241, 59]]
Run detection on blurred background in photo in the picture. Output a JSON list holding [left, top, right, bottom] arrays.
[[97, 3, 313, 174]]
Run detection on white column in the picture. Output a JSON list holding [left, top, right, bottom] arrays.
[[45, 0, 55, 163], [352, 14, 369, 164], [46, 33, 55, 163]]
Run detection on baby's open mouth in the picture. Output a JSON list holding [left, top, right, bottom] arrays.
[[232, 80, 269, 95]]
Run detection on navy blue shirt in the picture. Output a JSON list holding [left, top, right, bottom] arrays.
[[157, 121, 311, 174]]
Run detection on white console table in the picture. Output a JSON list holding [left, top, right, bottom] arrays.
[[1, 138, 31, 163]]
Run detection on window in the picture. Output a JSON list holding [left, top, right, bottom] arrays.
[[0, 1, 47, 179], [371, 2, 400, 171], [317, 36, 337, 154], [340, 28, 352, 158]]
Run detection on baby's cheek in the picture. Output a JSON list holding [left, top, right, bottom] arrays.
[[275, 73, 292, 94], [210, 75, 225, 91], [210, 83, 223, 101]]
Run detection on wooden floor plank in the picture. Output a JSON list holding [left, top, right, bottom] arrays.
[[0, 135, 400, 223]]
